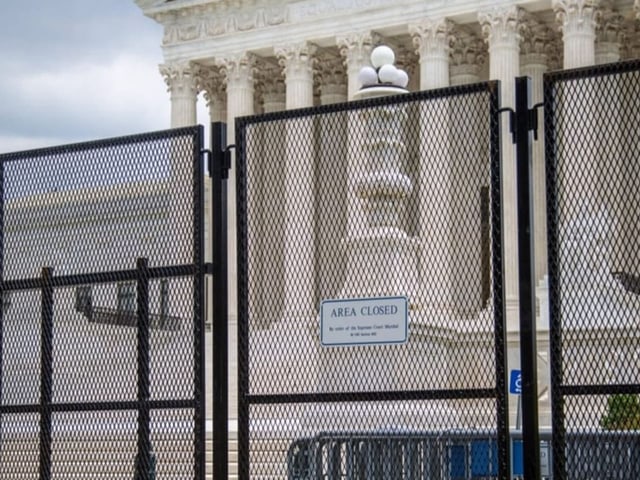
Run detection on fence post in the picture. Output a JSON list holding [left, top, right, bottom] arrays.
[[514, 76, 541, 480], [135, 257, 151, 480], [211, 122, 229, 479], [38, 266, 54, 480]]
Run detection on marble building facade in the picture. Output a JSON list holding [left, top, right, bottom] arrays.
[[135, 0, 640, 466]]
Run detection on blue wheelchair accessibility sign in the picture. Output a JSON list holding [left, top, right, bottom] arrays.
[[510, 370, 522, 395]]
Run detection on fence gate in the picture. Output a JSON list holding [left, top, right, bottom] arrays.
[[0, 127, 207, 479], [545, 59, 640, 479], [237, 83, 509, 478]]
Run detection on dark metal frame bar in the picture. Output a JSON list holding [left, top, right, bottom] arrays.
[[514, 76, 541, 480], [210, 122, 230, 480], [38, 267, 54, 480], [193, 123, 207, 480], [135, 258, 152, 480], [489, 80, 510, 480], [236, 80, 509, 480], [544, 58, 640, 480]]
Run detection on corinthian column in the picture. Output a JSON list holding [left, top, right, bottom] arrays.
[[595, 4, 623, 65], [276, 42, 316, 109], [219, 53, 255, 135], [159, 62, 198, 128], [520, 17, 556, 285], [257, 62, 286, 114], [338, 33, 375, 240], [553, 0, 600, 69], [410, 18, 453, 90], [194, 65, 227, 123], [316, 53, 348, 106], [409, 19, 456, 313], [315, 52, 348, 303], [276, 43, 317, 318], [479, 6, 523, 330], [337, 32, 375, 100], [449, 27, 485, 86], [217, 52, 255, 421]]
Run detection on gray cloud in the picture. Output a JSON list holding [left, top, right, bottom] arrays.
[[0, 1, 169, 152]]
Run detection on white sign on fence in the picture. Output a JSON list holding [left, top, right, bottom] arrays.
[[320, 296, 408, 347]]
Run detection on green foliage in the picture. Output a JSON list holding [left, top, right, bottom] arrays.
[[600, 394, 640, 430]]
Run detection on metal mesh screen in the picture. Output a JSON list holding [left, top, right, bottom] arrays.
[[545, 60, 640, 480], [237, 83, 507, 479], [0, 127, 205, 480]]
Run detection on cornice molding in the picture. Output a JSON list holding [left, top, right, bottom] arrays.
[[159, 3, 288, 46]]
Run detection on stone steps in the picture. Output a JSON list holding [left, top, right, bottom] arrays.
[[0, 428, 299, 480]]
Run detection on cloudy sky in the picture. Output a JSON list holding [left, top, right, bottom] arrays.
[[0, 1, 191, 154]]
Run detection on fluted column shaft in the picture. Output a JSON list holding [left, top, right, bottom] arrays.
[[160, 63, 198, 128], [276, 43, 317, 317], [553, 0, 599, 69], [521, 56, 549, 283], [449, 27, 485, 86], [410, 19, 452, 90], [338, 33, 374, 239], [278, 43, 316, 109], [194, 65, 227, 124], [480, 6, 522, 329], [595, 7, 622, 65], [409, 19, 455, 310], [338, 32, 374, 101], [218, 53, 255, 422]]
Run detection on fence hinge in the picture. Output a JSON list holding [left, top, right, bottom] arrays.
[[222, 145, 235, 180], [206, 145, 234, 180], [201, 149, 212, 176], [499, 107, 516, 144], [501, 103, 544, 144], [530, 102, 544, 141]]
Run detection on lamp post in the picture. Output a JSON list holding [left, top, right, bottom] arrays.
[[340, 46, 419, 307]]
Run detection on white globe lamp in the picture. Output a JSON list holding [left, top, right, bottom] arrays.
[[370, 45, 395, 68]]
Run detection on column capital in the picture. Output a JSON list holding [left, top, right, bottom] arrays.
[[315, 51, 347, 89], [217, 52, 257, 87], [621, 20, 640, 60], [409, 18, 454, 60], [553, 0, 600, 37], [392, 42, 419, 78], [337, 31, 378, 68], [595, 3, 623, 63], [519, 14, 559, 68], [315, 51, 348, 104], [478, 6, 525, 46], [193, 64, 226, 108], [159, 61, 199, 96], [596, 3, 623, 44], [255, 61, 285, 97], [275, 42, 317, 79], [450, 25, 486, 69], [254, 60, 286, 113]]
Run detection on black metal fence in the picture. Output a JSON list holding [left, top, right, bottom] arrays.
[[236, 82, 507, 479], [545, 59, 640, 479], [0, 127, 207, 480]]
